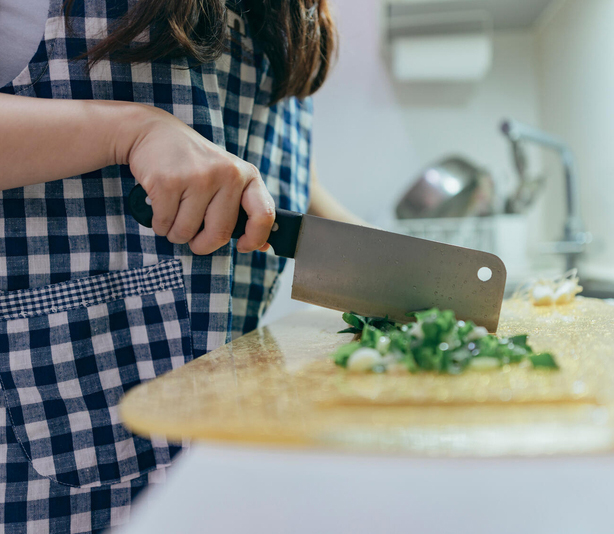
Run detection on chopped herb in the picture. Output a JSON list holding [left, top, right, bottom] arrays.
[[333, 309, 559, 374], [529, 353, 559, 369], [342, 312, 365, 330], [510, 334, 529, 348], [332, 341, 362, 367], [337, 327, 362, 335]]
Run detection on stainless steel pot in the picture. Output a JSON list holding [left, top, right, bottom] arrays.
[[396, 156, 494, 219]]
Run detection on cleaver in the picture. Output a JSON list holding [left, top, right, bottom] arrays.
[[129, 185, 507, 331]]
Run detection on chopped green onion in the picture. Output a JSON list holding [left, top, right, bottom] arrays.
[[529, 353, 559, 369], [332, 309, 559, 374]]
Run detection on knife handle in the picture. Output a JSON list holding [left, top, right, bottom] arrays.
[[128, 184, 303, 258]]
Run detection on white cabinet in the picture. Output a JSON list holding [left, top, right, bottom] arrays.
[[382, 0, 555, 82], [384, 0, 555, 30]]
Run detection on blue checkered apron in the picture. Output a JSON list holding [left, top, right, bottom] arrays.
[[0, 0, 312, 531]]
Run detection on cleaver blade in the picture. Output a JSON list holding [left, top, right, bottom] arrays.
[[290, 216, 506, 332]]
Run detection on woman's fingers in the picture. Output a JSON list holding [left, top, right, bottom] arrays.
[[142, 165, 276, 255], [165, 191, 211, 244], [148, 184, 182, 237], [188, 188, 242, 255], [235, 175, 276, 253], [188, 164, 275, 256]]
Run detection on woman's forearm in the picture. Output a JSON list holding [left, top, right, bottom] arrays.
[[0, 94, 146, 189], [0, 93, 276, 255], [308, 164, 367, 226]]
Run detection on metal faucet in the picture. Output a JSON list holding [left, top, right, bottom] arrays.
[[501, 119, 591, 272]]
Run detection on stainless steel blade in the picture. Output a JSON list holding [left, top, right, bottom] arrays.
[[291, 216, 507, 332]]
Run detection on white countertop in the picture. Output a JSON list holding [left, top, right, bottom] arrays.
[[118, 444, 614, 534]]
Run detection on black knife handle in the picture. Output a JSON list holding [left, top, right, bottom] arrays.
[[128, 184, 302, 258]]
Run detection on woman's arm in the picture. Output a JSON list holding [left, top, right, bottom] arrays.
[[0, 94, 274, 254], [1, 94, 136, 188], [307, 163, 366, 226]]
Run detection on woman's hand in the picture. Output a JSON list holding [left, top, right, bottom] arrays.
[[0, 94, 274, 256], [125, 107, 275, 255]]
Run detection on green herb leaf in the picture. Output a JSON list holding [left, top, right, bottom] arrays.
[[510, 335, 529, 349], [337, 327, 362, 335], [332, 341, 361, 367], [342, 312, 366, 330], [402, 352, 419, 373], [475, 335, 499, 358], [389, 331, 411, 354], [457, 321, 480, 344], [368, 317, 396, 332], [529, 353, 559, 369], [360, 325, 383, 348]]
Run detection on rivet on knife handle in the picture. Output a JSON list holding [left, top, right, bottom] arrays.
[[127, 184, 303, 259]]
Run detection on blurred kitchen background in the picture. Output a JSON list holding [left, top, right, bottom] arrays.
[[263, 0, 613, 324]]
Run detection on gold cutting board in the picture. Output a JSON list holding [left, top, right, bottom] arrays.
[[120, 298, 614, 456]]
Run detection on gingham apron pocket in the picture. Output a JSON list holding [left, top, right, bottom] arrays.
[[0, 260, 192, 488]]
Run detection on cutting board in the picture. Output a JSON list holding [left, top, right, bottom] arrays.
[[120, 298, 614, 456]]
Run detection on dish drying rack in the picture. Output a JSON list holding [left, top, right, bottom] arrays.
[[389, 214, 531, 286], [391, 216, 497, 253]]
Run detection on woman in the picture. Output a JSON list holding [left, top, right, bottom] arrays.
[[0, 0, 357, 531]]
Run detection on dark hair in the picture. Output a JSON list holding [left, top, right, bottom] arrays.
[[64, 0, 337, 103]]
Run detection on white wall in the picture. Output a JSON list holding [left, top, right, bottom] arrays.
[[263, 0, 545, 325], [537, 0, 614, 275], [312, 0, 543, 223]]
